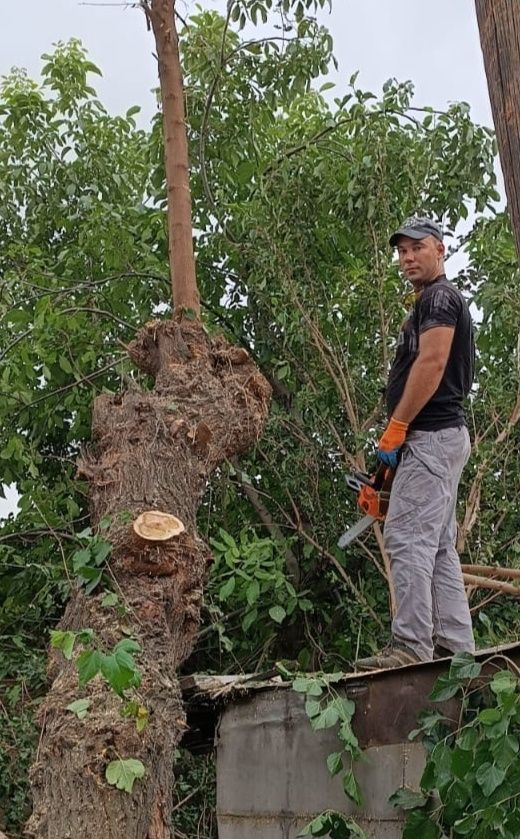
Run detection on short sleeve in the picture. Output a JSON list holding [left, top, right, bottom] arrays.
[[417, 286, 461, 333]]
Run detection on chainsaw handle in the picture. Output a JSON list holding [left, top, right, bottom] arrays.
[[372, 462, 391, 491]]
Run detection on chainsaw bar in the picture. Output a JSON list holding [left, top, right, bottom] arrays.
[[337, 514, 375, 549]]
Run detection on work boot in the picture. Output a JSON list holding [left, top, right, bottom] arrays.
[[355, 642, 420, 672]]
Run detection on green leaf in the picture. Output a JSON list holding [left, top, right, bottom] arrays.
[[403, 811, 440, 839], [101, 592, 119, 607], [246, 580, 260, 606], [449, 652, 482, 681], [219, 576, 236, 601], [313, 704, 339, 731], [475, 761, 506, 796], [92, 540, 112, 565], [429, 673, 460, 701], [305, 699, 321, 719], [242, 609, 257, 632], [72, 548, 91, 571], [77, 649, 103, 686], [451, 746, 474, 779], [58, 354, 73, 374], [66, 698, 91, 719], [343, 770, 362, 805], [105, 758, 145, 793], [389, 787, 427, 810], [269, 605, 286, 624], [453, 814, 478, 835], [490, 670, 517, 696], [478, 708, 502, 725], [100, 649, 140, 697], [326, 751, 343, 776], [114, 638, 141, 655], [50, 629, 77, 660]]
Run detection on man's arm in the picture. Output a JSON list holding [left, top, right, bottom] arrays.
[[392, 325, 455, 424]]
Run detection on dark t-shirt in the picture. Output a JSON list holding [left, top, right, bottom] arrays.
[[385, 276, 475, 431]]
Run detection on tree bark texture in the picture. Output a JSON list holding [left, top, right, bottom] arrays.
[[145, 0, 200, 315], [26, 320, 271, 838], [475, 0, 520, 257]]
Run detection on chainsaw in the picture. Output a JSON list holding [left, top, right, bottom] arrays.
[[337, 463, 395, 549]]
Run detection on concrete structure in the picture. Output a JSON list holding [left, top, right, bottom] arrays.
[[217, 690, 425, 838], [181, 642, 520, 838]]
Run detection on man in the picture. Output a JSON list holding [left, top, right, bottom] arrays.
[[356, 216, 475, 670]]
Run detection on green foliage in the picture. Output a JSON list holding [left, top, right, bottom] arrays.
[[65, 698, 91, 720], [298, 811, 367, 838], [204, 527, 314, 660], [171, 749, 217, 839], [71, 524, 113, 594], [0, 2, 518, 832], [105, 757, 145, 794], [293, 673, 365, 837], [51, 628, 142, 697], [0, 637, 45, 834], [392, 654, 520, 838]]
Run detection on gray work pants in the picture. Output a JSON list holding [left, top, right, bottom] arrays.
[[384, 426, 475, 661]]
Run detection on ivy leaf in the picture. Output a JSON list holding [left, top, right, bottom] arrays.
[[66, 698, 91, 719], [105, 758, 145, 793]]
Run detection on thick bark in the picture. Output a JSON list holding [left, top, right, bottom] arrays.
[[145, 0, 199, 315], [475, 0, 520, 257], [26, 320, 271, 838]]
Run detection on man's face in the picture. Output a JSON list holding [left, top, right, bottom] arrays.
[[396, 235, 444, 285]]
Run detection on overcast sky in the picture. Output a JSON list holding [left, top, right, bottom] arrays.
[[3, 1, 494, 128], [0, 1, 499, 518]]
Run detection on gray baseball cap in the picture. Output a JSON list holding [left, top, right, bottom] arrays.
[[390, 216, 443, 247]]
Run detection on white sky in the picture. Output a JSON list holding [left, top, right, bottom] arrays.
[[2, 1, 495, 128], [0, 2, 501, 518]]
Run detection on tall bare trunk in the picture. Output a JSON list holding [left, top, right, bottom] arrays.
[[146, 0, 199, 315], [475, 0, 520, 257], [26, 2, 272, 836]]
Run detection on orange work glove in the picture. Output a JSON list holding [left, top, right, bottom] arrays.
[[377, 417, 409, 469]]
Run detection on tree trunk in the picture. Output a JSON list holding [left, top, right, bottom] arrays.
[[26, 321, 271, 838], [146, 0, 199, 315], [475, 0, 520, 257], [26, 2, 272, 835]]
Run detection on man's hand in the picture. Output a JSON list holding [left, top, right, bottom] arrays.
[[377, 417, 409, 469]]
